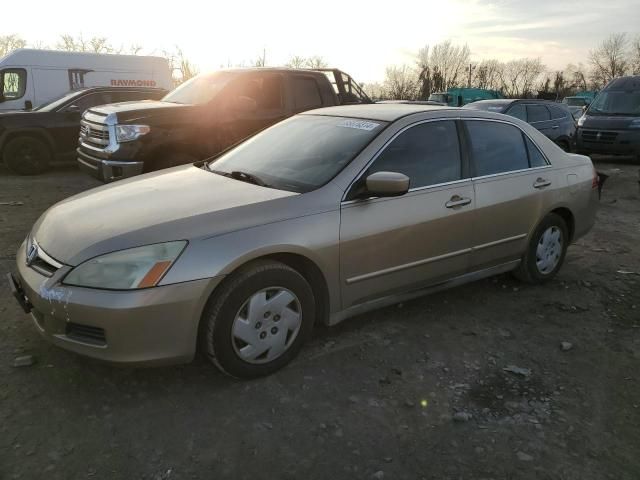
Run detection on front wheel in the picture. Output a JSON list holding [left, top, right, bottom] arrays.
[[513, 213, 569, 284], [199, 260, 316, 378], [3, 136, 51, 175]]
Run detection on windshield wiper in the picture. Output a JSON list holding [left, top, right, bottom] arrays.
[[208, 168, 268, 187]]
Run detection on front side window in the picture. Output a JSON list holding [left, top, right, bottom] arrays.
[[527, 105, 550, 123], [367, 121, 462, 189], [292, 77, 323, 111], [208, 115, 386, 193], [466, 121, 529, 176], [1, 68, 27, 101], [548, 105, 567, 120], [506, 104, 527, 121]]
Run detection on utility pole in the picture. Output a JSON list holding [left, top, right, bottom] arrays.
[[467, 63, 475, 88]]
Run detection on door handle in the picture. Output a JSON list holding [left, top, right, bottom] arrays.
[[445, 195, 472, 208], [552, 125, 559, 129], [533, 178, 551, 189]]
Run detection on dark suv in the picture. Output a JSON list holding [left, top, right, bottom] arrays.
[[464, 99, 576, 151], [0, 86, 167, 175]]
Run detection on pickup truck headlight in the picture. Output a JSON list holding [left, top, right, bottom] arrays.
[[629, 119, 640, 129], [577, 115, 586, 127], [115, 124, 150, 143], [63, 241, 186, 290]]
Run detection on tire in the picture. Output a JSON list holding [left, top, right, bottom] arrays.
[[513, 213, 569, 284], [199, 260, 316, 378], [152, 151, 197, 171], [2, 136, 51, 175], [556, 140, 571, 152]]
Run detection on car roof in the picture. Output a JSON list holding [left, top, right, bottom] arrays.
[[69, 86, 167, 93], [604, 75, 640, 90], [302, 103, 454, 121]]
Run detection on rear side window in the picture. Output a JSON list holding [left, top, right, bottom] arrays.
[[527, 105, 550, 123], [548, 105, 567, 120], [525, 136, 548, 167], [367, 120, 461, 188], [292, 77, 323, 111], [466, 121, 529, 176], [506, 104, 527, 121], [1, 68, 27, 100]]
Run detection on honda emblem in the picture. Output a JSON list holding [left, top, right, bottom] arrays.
[[26, 243, 38, 266]]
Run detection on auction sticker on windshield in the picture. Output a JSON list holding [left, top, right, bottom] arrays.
[[337, 119, 380, 131]]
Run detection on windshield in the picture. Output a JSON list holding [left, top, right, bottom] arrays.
[[34, 90, 85, 112], [207, 115, 387, 193], [162, 71, 235, 105], [588, 91, 640, 116]]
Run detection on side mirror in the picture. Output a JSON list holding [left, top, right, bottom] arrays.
[[24, 100, 33, 111], [231, 96, 257, 114], [364, 171, 410, 198], [66, 105, 81, 113]]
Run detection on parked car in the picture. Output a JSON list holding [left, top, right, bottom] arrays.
[[576, 76, 640, 161], [0, 49, 172, 112], [9, 104, 598, 377], [0, 87, 167, 175], [463, 99, 576, 151], [77, 67, 371, 182], [428, 88, 503, 106]]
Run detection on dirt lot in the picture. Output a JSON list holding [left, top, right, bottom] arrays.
[[0, 161, 639, 480]]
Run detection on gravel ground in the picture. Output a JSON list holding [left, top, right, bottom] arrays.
[[0, 160, 639, 480]]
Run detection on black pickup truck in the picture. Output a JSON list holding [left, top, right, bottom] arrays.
[[76, 68, 372, 182], [0, 87, 167, 175]]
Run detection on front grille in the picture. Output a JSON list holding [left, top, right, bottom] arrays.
[[80, 121, 110, 147], [65, 322, 107, 346], [581, 130, 618, 144], [26, 239, 62, 277]]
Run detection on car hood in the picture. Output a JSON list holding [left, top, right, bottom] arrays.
[[580, 114, 639, 130], [88, 100, 196, 124], [32, 165, 302, 266]]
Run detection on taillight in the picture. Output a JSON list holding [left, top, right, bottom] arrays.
[[592, 167, 599, 189]]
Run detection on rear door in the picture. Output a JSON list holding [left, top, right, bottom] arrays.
[[464, 119, 553, 270], [526, 104, 553, 138], [339, 120, 475, 308]]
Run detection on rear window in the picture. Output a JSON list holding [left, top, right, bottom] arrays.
[[466, 120, 529, 176], [548, 105, 567, 120], [292, 77, 323, 111]]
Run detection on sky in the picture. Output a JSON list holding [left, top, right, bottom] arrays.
[[8, 0, 640, 83]]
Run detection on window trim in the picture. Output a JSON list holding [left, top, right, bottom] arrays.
[[342, 118, 466, 203], [460, 117, 551, 180], [1, 68, 27, 102]]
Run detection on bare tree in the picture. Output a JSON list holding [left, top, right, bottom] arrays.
[[305, 55, 328, 69], [473, 59, 503, 90], [252, 49, 267, 67], [499, 58, 545, 97], [589, 33, 629, 87], [415, 41, 470, 99], [361, 82, 385, 101], [0, 34, 27, 58], [162, 47, 199, 86], [631, 35, 640, 75], [564, 63, 589, 91], [382, 65, 418, 100], [286, 55, 307, 68]]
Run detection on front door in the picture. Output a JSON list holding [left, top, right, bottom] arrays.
[[339, 120, 475, 309], [463, 119, 553, 269]]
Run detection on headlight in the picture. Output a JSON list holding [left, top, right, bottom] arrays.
[[63, 241, 186, 290], [629, 119, 640, 129], [577, 115, 586, 127], [115, 124, 150, 143]]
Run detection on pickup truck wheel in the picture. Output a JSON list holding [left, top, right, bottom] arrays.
[[513, 213, 568, 284], [199, 260, 315, 378], [3, 136, 51, 175], [153, 151, 198, 171]]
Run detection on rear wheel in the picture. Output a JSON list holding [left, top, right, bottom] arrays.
[[514, 213, 569, 284], [556, 139, 571, 152], [199, 260, 316, 378], [3, 136, 51, 175]]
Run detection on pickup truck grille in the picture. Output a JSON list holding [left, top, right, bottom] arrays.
[[581, 129, 618, 145], [79, 121, 110, 147]]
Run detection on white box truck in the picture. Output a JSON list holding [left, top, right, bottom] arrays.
[[0, 49, 172, 112]]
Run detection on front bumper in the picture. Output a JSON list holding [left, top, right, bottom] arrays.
[[77, 147, 144, 183], [10, 241, 222, 366], [576, 128, 640, 156]]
